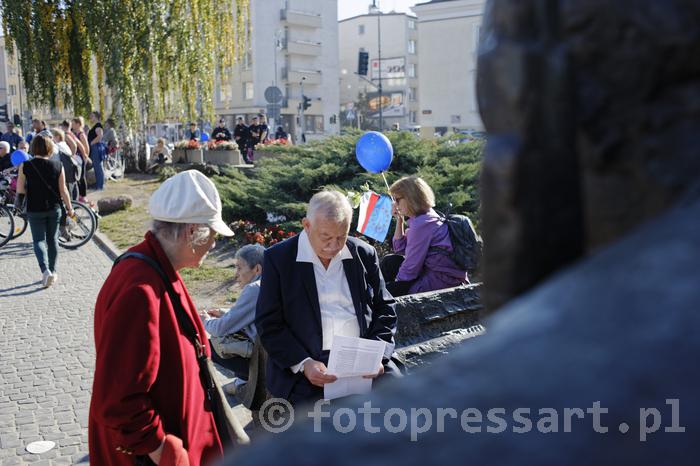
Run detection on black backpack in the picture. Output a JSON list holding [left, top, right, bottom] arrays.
[[432, 212, 483, 273]]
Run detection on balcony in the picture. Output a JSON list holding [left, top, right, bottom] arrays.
[[280, 8, 322, 28], [287, 69, 322, 85], [287, 39, 322, 56]]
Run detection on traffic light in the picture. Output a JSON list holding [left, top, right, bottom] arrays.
[[358, 51, 369, 76], [302, 95, 312, 111]]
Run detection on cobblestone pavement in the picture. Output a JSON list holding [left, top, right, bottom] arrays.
[[0, 236, 112, 464]]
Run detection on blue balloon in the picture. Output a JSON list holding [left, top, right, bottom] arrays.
[[200, 132, 210, 142], [10, 150, 31, 167], [355, 131, 393, 174]]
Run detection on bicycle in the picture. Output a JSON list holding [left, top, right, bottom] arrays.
[[0, 169, 27, 241], [58, 200, 97, 249], [0, 204, 15, 248]]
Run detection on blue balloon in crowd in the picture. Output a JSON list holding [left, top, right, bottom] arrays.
[[10, 150, 31, 167], [355, 131, 393, 174], [200, 132, 210, 142]]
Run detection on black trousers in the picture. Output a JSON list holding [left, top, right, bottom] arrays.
[[380, 254, 416, 297]]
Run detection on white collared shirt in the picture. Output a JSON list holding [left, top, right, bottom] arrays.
[[292, 230, 360, 371]]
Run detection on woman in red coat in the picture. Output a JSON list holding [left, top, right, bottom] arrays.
[[89, 170, 235, 465]]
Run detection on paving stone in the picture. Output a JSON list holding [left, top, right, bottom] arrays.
[[0, 237, 112, 464]]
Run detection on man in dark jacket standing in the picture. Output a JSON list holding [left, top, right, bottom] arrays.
[[256, 190, 398, 404], [233, 117, 250, 163]]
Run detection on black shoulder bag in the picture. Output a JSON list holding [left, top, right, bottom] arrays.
[[113, 252, 248, 449]]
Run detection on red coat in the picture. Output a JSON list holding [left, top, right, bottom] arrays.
[[89, 232, 223, 465]]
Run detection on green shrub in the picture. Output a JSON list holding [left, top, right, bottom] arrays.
[[214, 132, 483, 232]]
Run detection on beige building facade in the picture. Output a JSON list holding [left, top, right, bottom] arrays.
[[412, 0, 485, 138], [338, 10, 419, 131], [214, 0, 340, 142]]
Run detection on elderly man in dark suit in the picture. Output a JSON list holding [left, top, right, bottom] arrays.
[[256, 190, 398, 404]]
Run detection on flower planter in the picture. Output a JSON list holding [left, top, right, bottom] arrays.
[[204, 149, 243, 165], [185, 149, 204, 164], [252, 148, 280, 163], [172, 148, 187, 164]]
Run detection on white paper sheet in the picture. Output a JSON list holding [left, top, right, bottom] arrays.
[[324, 336, 386, 400]]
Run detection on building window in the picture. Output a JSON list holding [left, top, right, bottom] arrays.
[[410, 110, 417, 124], [409, 87, 417, 102], [244, 82, 254, 100], [358, 24, 365, 35], [9, 85, 16, 96], [304, 115, 324, 133], [408, 63, 417, 78], [408, 19, 416, 30], [408, 40, 416, 54]]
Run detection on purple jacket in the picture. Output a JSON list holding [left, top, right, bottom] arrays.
[[393, 209, 469, 294]]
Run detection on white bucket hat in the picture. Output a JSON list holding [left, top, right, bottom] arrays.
[[149, 170, 234, 237]]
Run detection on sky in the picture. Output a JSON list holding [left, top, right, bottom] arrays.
[[338, 0, 421, 20]]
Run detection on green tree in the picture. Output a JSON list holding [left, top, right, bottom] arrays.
[[0, 0, 250, 125]]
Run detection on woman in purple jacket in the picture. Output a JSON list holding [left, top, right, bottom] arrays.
[[381, 176, 468, 296]]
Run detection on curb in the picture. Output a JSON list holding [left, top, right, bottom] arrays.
[[92, 230, 122, 261]]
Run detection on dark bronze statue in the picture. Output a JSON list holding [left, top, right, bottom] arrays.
[[224, 1, 699, 464]]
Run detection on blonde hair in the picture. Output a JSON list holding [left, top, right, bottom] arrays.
[[50, 128, 65, 142], [389, 176, 435, 217]]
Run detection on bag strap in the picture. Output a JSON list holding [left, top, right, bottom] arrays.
[[113, 252, 215, 400], [25, 158, 64, 203]]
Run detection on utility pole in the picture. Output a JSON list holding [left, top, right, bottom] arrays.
[[373, 0, 383, 132]]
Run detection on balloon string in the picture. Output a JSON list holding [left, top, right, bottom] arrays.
[[381, 172, 391, 198]]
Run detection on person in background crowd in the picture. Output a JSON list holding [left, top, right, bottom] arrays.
[[71, 117, 90, 202], [0, 141, 12, 171], [103, 118, 119, 155], [90, 170, 233, 465], [233, 117, 250, 163], [185, 122, 201, 141], [16, 134, 74, 288], [59, 120, 78, 156], [147, 138, 171, 172], [1, 122, 23, 151], [212, 118, 232, 141], [88, 111, 106, 191], [200, 244, 265, 395], [274, 126, 288, 140], [382, 175, 469, 297], [246, 116, 261, 163], [25, 119, 46, 144], [51, 129, 80, 200], [257, 114, 269, 143]]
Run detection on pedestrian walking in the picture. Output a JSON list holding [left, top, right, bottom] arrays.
[[15, 133, 75, 287], [88, 111, 106, 191], [89, 170, 236, 465]]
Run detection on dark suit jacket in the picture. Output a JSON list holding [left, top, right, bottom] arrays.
[[256, 235, 397, 401]]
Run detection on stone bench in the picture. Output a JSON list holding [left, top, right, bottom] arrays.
[[232, 283, 485, 412]]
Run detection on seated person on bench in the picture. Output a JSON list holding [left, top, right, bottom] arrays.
[[201, 244, 264, 386]]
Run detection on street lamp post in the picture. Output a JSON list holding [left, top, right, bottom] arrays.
[[375, 1, 383, 132]]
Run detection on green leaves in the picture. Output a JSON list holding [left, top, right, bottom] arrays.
[[0, 0, 249, 126], [215, 133, 484, 230]]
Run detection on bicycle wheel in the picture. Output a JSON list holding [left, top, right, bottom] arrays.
[[58, 201, 96, 249], [0, 205, 15, 248], [10, 206, 28, 238]]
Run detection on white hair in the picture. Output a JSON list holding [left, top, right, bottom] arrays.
[[0, 141, 10, 153], [151, 220, 212, 246], [235, 244, 265, 269], [306, 190, 353, 225]]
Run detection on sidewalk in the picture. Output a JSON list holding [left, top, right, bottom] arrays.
[[0, 236, 113, 464]]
